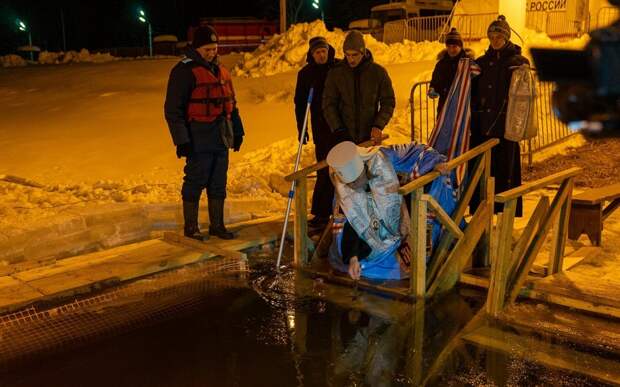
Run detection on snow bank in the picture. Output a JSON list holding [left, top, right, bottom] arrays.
[[39, 48, 117, 65], [233, 20, 588, 78], [234, 20, 447, 78], [2, 48, 118, 67], [0, 54, 27, 68]]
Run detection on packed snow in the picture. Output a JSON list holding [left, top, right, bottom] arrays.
[[233, 20, 450, 78]]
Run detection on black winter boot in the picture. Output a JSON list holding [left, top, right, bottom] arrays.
[[208, 198, 235, 240], [183, 201, 208, 241]]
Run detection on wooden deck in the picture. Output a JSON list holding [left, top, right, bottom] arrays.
[[0, 220, 282, 314]]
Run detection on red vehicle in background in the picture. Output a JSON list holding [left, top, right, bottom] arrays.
[[187, 18, 278, 54]]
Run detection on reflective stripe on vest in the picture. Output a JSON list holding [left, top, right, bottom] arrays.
[[187, 65, 235, 123]]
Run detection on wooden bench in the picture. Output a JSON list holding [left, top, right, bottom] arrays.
[[568, 183, 620, 246]]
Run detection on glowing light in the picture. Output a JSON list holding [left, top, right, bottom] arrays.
[[138, 16, 146, 23], [139, 9, 145, 17], [17, 20, 27, 32]]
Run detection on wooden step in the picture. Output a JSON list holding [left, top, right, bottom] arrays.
[[523, 271, 620, 319], [463, 325, 620, 385]]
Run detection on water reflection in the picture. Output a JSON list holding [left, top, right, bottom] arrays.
[[0, 258, 611, 386]]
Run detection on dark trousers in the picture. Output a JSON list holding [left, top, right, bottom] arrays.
[[470, 134, 523, 217], [312, 140, 335, 218], [311, 131, 350, 218], [181, 151, 229, 202]]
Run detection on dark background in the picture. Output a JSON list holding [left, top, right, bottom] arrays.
[[0, 0, 388, 55]]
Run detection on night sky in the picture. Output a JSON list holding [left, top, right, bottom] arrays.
[[0, 0, 388, 55]]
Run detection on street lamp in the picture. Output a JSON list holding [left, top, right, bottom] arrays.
[[137, 9, 152, 57], [311, 0, 325, 22], [16, 19, 33, 61]]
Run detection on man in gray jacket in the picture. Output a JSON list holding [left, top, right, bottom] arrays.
[[322, 30, 395, 144]]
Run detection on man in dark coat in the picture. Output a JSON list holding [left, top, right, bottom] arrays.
[[164, 26, 245, 240], [471, 15, 529, 217], [429, 28, 475, 115], [294, 36, 341, 229], [322, 30, 395, 145]]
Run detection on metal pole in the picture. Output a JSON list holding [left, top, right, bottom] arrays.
[[60, 8, 67, 51], [148, 22, 153, 57], [276, 88, 314, 272], [28, 32, 33, 61], [280, 0, 286, 34]]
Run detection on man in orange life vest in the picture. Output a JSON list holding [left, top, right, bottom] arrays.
[[164, 26, 244, 241]]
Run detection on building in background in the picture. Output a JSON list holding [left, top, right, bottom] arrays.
[[187, 18, 278, 54]]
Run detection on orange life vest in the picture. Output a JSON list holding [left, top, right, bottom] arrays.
[[187, 65, 235, 123]]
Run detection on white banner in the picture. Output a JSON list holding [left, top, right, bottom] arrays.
[[527, 0, 568, 11]]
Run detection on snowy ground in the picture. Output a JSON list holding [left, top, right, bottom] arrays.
[[1, 21, 606, 260]]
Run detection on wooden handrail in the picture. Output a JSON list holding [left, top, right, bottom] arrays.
[[442, 138, 499, 170], [399, 172, 440, 195], [399, 139, 499, 195], [495, 167, 582, 203], [284, 135, 389, 182]]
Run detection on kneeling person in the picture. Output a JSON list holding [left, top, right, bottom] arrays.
[[326, 141, 456, 281]]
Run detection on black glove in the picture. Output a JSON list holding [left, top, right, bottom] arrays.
[[298, 131, 309, 144], [233, 135, 243, 152], [176, 142, 192, 158]]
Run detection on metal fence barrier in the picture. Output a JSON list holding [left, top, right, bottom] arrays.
[[409, 78, 572, 169], [406, 15, 451, 42], [384, 15, 450, 43], [450, 13, 499, 41], [383, 19, 408, 44], [384, 10, 600, 45]]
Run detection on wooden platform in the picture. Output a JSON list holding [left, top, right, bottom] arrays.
[[522, 271, 620, 319], [0, 220, 282, 314]]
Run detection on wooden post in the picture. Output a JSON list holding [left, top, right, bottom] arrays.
[[294, 177, 308, 266], [486, 199, 516, 317], [550, 177, 574, 274], [478, 151, 493, 267], [410, 188, 427, 299], [279, 0, 286, 34], [507, 196, 549, 284]]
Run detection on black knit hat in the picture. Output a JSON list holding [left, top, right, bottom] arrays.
[[487, 15, 511, 41], [192, 25, 218, 48], [309, 36, 329, 54], [445, 28, 463, 47]]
